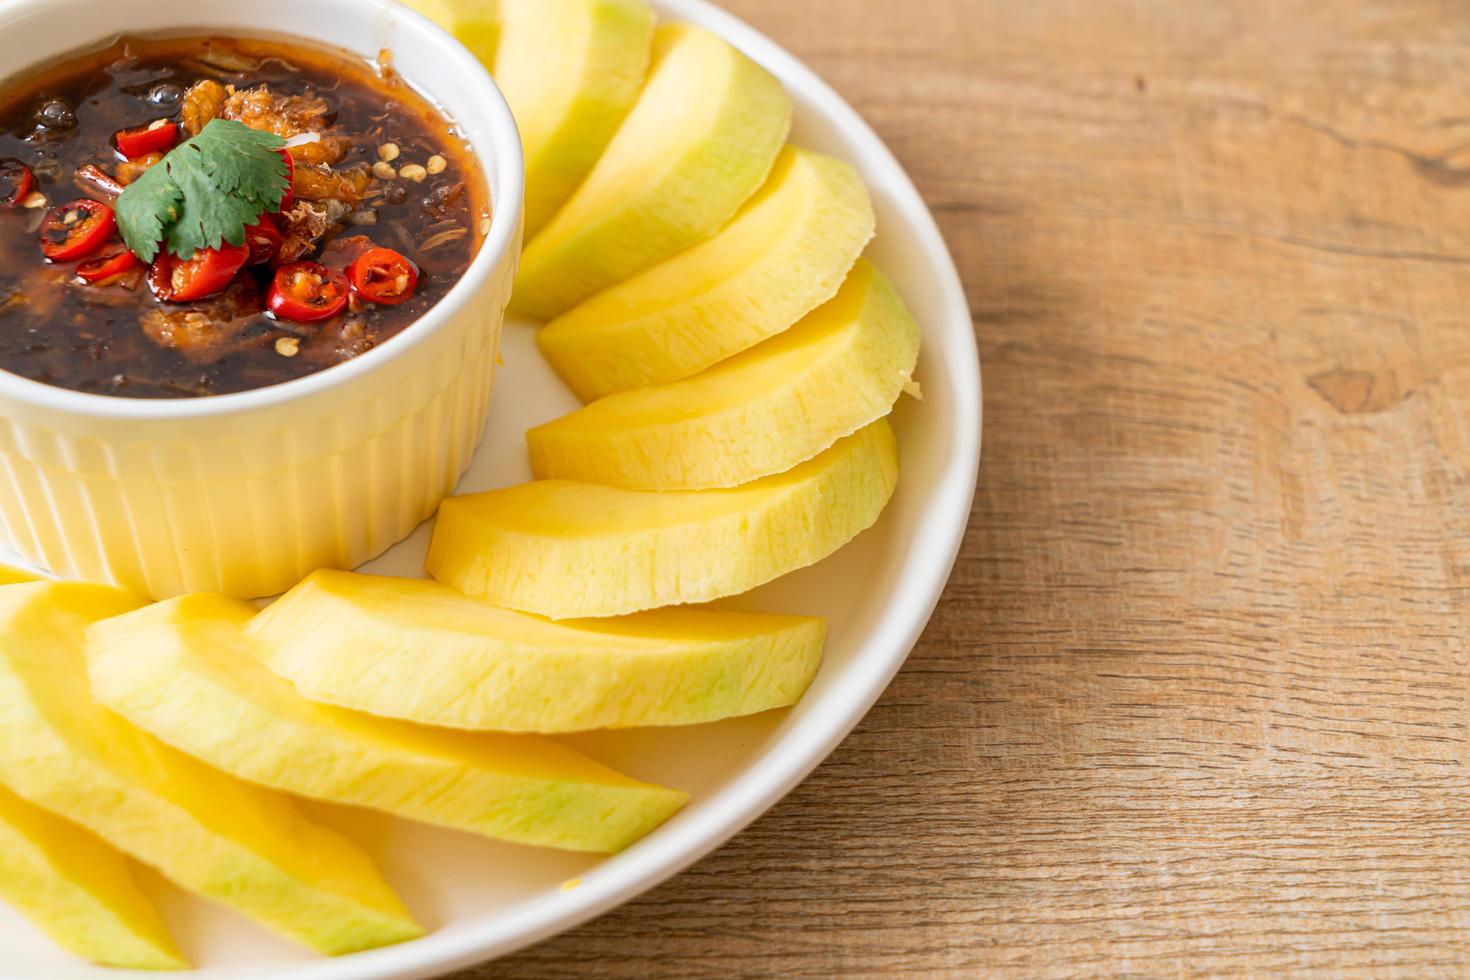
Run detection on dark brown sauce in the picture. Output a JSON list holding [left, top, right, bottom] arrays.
[[0, 35, 488, 398]]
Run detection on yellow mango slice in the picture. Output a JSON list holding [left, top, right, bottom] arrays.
[[0, 582, 422, 956], [0, 562, 39, 585], [250, 570, 825, 732], [396, 0, 500, 65], [539, 147, 876, 401], [90, 594, 688, 853], [0, 783, 184, 970], [428, 420, 899, 618], [511, 23, 793, 319], [528, 260, 920, 490], [495, 0, 655, 237]]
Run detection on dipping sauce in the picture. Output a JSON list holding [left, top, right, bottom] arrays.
[[0, 35, 489, 398]]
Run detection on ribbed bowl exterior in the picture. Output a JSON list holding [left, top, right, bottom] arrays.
[[0, 242, 517, 600]]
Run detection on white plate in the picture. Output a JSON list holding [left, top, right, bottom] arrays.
[[0, 1, 980, 976]]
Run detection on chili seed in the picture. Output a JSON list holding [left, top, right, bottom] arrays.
[[372, 161, 397, 180], [274, 337, 301, 357], [21, 192, 46, 209], [399, 163, 427, 182], [378, 143, 400, 162], [426, 154, 447, 175]]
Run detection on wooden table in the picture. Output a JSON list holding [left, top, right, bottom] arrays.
[[462, 0, 1470, 974]]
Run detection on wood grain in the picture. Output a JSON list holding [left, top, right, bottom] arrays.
[[460, 0, 1470, 975]]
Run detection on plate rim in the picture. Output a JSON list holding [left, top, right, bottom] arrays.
[[19, 0, 982, 975]]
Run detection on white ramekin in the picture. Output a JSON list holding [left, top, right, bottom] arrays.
[[0, 0, 524, 599]]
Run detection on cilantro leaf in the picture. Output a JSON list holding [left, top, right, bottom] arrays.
[[114, 164, 181, 262], [188, 119, 290, 205], [116, 119, 288, 262], [164, 153, 274, 257]]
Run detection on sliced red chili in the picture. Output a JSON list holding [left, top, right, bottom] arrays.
[[76, 250, 143, 283], [243, 214, 283, 266], [0, 158, 35, 208], [114, 121, 178, 161], [348, 247, 419, 306], [268, 261, 349, 323], [148, 243, 250, 303], [39, 199, 115, 262]]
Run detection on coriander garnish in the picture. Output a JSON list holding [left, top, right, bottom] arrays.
[[116, 118, 289, 262]]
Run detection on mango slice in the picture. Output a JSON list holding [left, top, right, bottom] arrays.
[[539, 147, 876, 401], [528, 260, 920, 490], [512, 23, 793, 319], [428, 420, 899, 618], [0, 563, 39, 585], [91, 594, 688, 853], [0, 783, 185, 970], [0, 582, 423, 956], [397, 0, 501, 65], [495, 0, 655, 237], [250, 570, 825, 733]]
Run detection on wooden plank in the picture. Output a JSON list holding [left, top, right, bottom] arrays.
[[463, 0, 1470, 974]]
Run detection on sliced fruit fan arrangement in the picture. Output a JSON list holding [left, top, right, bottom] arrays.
[[0, 0, 922, 970]]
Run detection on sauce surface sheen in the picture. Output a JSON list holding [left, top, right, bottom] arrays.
[[0, 35, 487, 398]]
